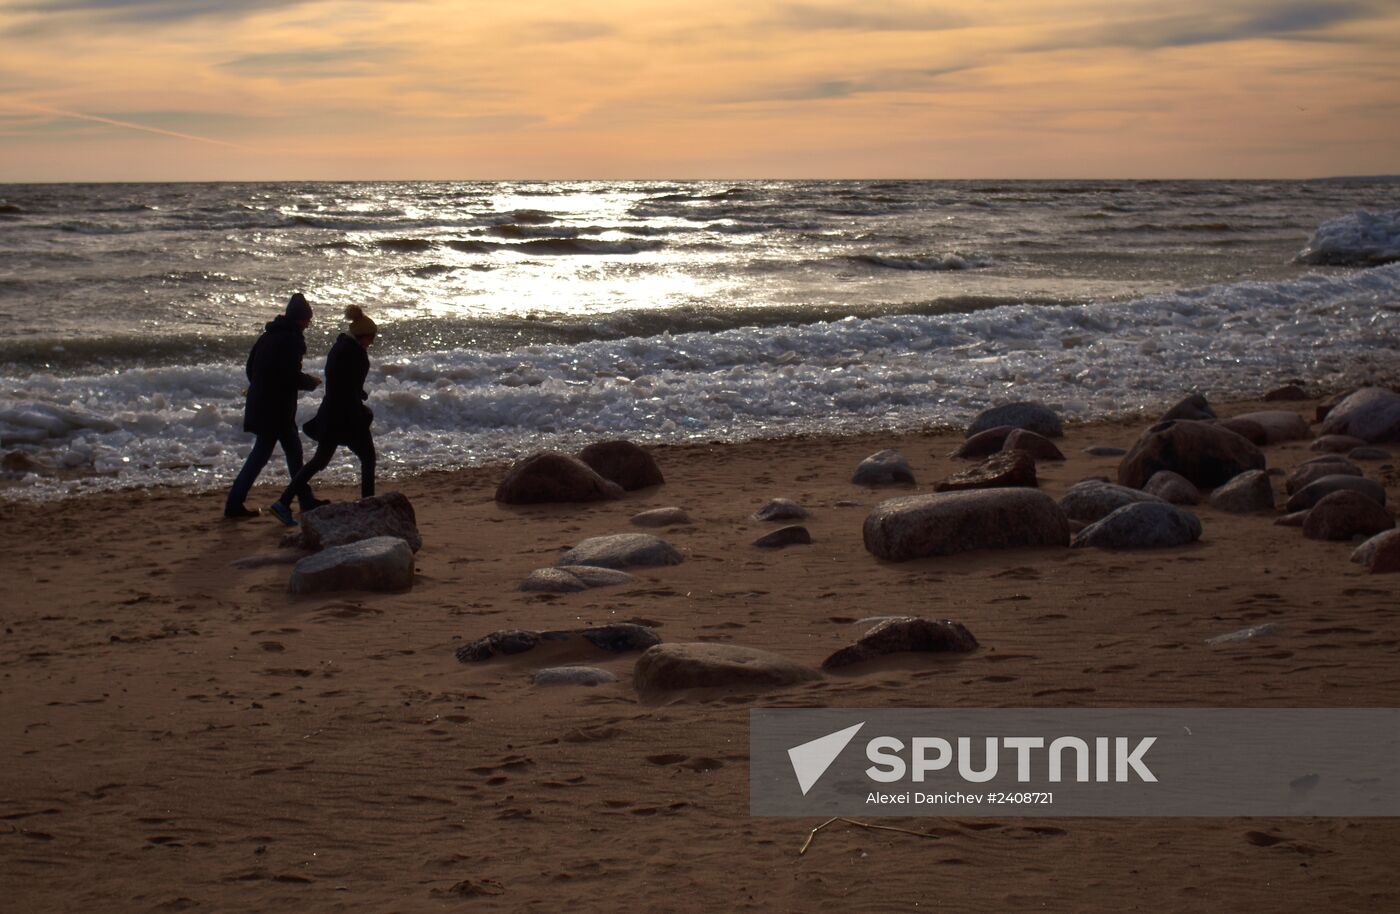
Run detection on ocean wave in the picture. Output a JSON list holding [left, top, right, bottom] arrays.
[[4, 263, 1398, 498], [847, 253, 990, 271], [1295, 209, 1400, 266]]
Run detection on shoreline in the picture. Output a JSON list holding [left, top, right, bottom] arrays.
[[4, 392, 1398, 912]]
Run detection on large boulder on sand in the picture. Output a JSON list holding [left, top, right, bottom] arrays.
[[1208, 470, 1275, 514], [1285, 475, 1387, 513], [1003, 429, 1065, 461], [1302, 491, 1395, 541], [577, 439, 664, 490], [1352, 530, 1400, 573], [1072, 502, 1203, 550], [934, 450, 1037, 492], [289, 536, 414, 594], [863, 489, 1070, 561], [966, 402, 1063, 439], [495, 452, 624, 504], [555, 533, 683, 569], [1319, 387, 1400, 442], [1059, 479, 1165, 524], [1228, 410, 1311, 444], [821, 618, 978, 671], [1143, 470, 1201, 505], [852, 449, 916, 486], [633, 643, 821, 695], [1118, 420, 1266, 490], [301, 491, 422, 552], [952, 425, 1015, 458]]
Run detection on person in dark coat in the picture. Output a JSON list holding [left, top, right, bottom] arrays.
[[268, 305, 378, 525], [224, 293, 325, 519]]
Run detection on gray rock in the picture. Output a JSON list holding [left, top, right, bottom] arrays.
[[1351, 529, 1400, 565], [967, 402, 1063, 439], [1302, 490, 1395, 541], [1143, 470, 1202, 505], [520, 568, 588, 593], [1285, 475, 1387, 513], [852, 449, 916, 486], [753, 498, 810, 521], [633, 643, 822, 695], [821, 618, 978, 671], [1310, 434, 1367, 453], [952, 425, 1015, 458], [863, 488, 1070, 561], [1285, 459, 1360, 494], [1084, 446, 1128, 457], [1208, 470, 1274, 514], [1273, 510, 1310, 527], [753, 525, 812, 548], [1072, 502, 1203, 550], [556, 565, 636, 587], [456, 622, 660, 663], [1160, 393, 1216, 422], [934, 450, 1037, 492], [1118, 420, 1266, 490], [1002, 428, 1065, 461], [1319, 387, 1400, 442], [301, 491, 422, 552], [1353, 529, 1400, 573], [289, 536, 414, 595], [1349, 447, 1393, 461], [555, 533, 683, 569], [577, 439, 664, 490], [1058, 479, 1165, 524], [1228, 410, 1311, 444], [532, 666, 619, 686], [630, 507, 691, 527], [1206, 623, 1283, 646]]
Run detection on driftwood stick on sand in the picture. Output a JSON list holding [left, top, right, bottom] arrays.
[[798, 817, 942, 856]]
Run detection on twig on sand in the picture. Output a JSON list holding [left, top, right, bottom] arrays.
[[798, 816, 941, 856]]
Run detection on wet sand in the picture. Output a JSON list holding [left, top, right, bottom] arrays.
[[2, 398, 1398, 912]]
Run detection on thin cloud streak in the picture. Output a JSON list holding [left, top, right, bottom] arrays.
[[3, 99, 256, 150]]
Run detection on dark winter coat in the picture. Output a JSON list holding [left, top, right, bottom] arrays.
[[303, 333, 373, 444], [242, 315, 319, 434]]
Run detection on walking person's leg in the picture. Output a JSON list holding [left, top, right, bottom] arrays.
[[347, 432, 376, 499], [277, 422, 323, 510], [269, 438, 337, 525], [225, 432, 276, 517]]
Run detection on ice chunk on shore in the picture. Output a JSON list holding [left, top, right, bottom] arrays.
[[1295, 209, 1400, 266]]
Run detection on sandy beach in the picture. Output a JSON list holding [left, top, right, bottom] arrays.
[[3, 395, 1398, 913]]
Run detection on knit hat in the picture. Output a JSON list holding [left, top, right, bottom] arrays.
[[286, 292, 313, 322], [345, 304, 377, 339]]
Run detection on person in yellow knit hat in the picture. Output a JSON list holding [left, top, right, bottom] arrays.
[[268, 305, 378, 525]]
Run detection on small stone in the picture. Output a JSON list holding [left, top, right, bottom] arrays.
[[456, 622, 660, 663], [934, 450, 1037, 492], [1274, 510, 1310, 527], [532, 666, 619, 686], [495, 452, 624, 504], [520, 568, 588, 593], [1059, 479, 1165, 524], [630, 507, 691, 527], [1208, 470, 1274, 514], [1264, 384, 1307, 402], [1310, 435, 1367, 453], [1072, 502, 1203, 550], [821, 617, 978, 671], [1207, 623, 1283, 645], [1002, 428, 1065, 461], [753, 498, 809, 521], [1084, 446, 1128, 457], [556, 533, 683, 569], [1285, 475, 1386, 513], [753, 525, 812, 548], [289, 536, 414, 595], [1143, 470, 1202, 505], [1349, 447, 1393, 461], [1160, 393, 1215, 422], [852, 449, 916, 486], [577, 439, 664, 490], [951, 425, 1015, 459], [1229, 410, 1311, 444], [966, 402, 1064, 439], [1302, 490, 1395, 541], [633, 643, 822, 695]]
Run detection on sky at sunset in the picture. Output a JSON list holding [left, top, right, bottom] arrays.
[[1, 0, 1398, 181]]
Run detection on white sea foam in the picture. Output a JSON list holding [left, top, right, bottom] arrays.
[[1295, 209, 1400, 265], [2, 264, 1399, 498]]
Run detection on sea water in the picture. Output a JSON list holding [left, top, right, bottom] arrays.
[[0, 180, 1397, 496]]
